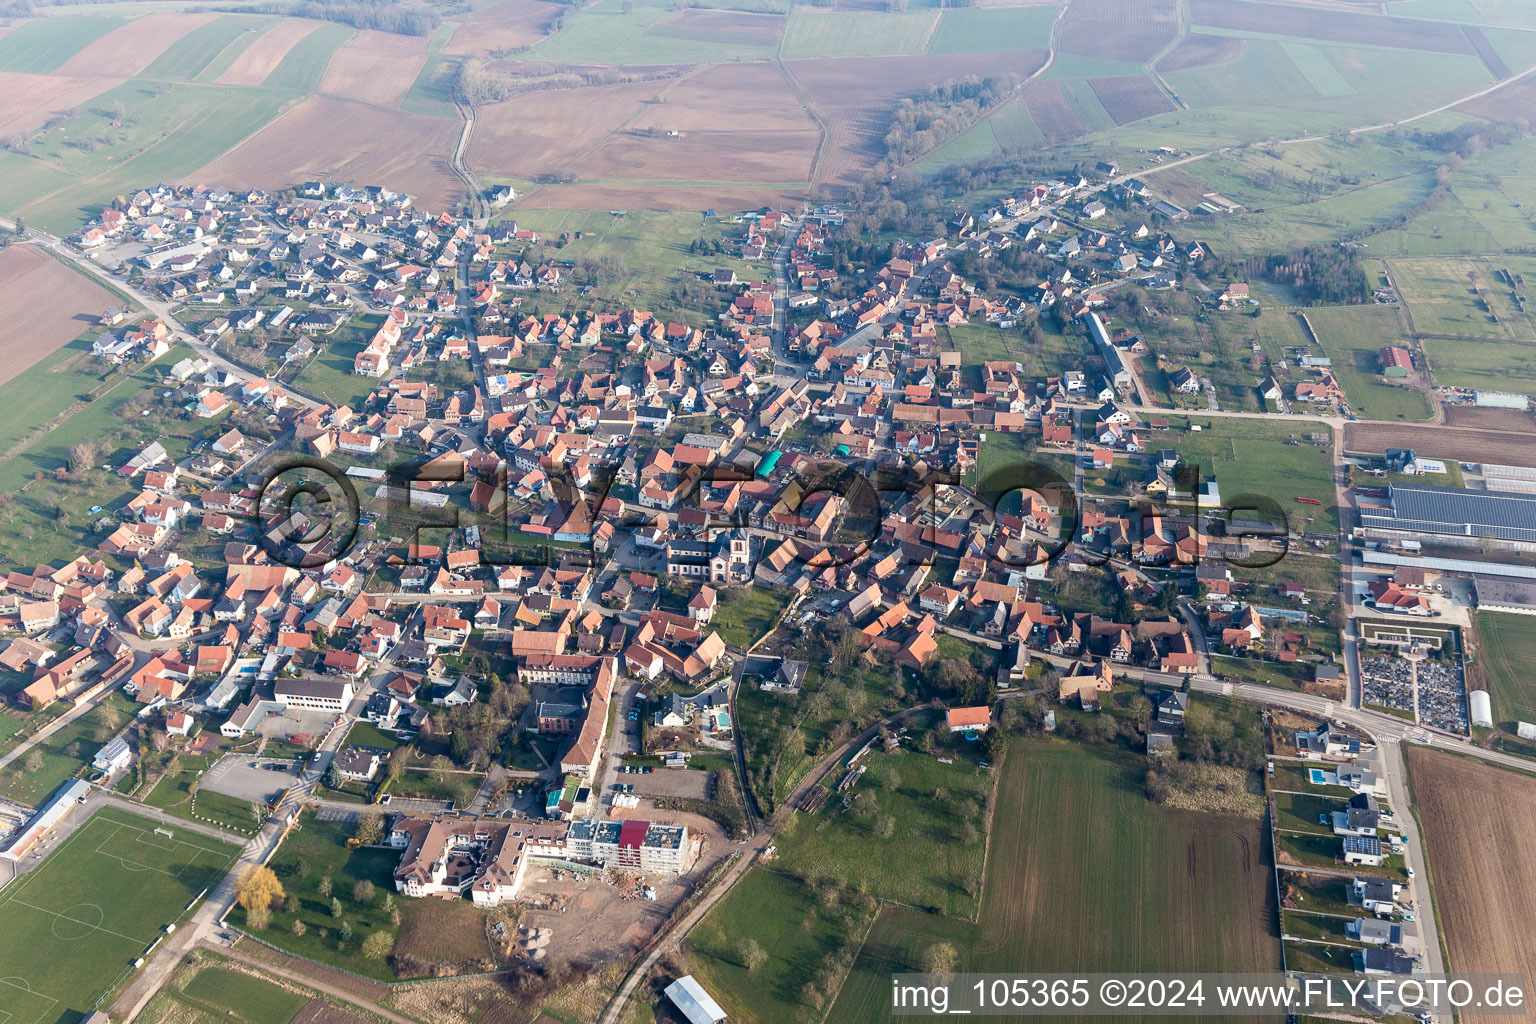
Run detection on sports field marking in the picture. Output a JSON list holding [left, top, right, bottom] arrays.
[[0, 977, 57, 1024], [7, 894, 150, 945]]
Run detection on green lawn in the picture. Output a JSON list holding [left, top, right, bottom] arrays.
[[710, 587, 792, 649], [289, 317, 385, 410], [0, 16, 126, 73], [0, 805, 240, 1024], [345, 720, 403, 752], [229, 811, 409, 980], [825, 740, 1280, 1024], [1145, 416, 1341, 535], [771, 748, 991, 918], [1478, 611, 1536, 728], [1273, 790, 1346, 836]]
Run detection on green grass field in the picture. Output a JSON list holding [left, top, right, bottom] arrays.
[[0, 83, 287, 233], [685, 867, 879, 1024], [826, 740, 1280, 1023], [1392, 256, 1536, 343], [771, 748, 991, 918], [141, 15, 268, 80], [179, 966, 309, 1024], [228, 811, 408, 980], [0, 16, 126, 73], [1478, 611, 1536, 728], [0, 805, 240, 1024], [778, 9, 937, 59], [262, 21, 353, 92], [0, 693, 137, 805], [710, 586, 792, 649], [527, 0, 776, 64], [1300, 305, 1433, 421], [1420, 336, 1536, 394], [925, 6, 1056, 55], [1145, 416, 1340, 535]]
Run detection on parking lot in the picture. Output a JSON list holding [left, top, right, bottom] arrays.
[[620, 766, 713, 801], [201, 755, 301, 804]]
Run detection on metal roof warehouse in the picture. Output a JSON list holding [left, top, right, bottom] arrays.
[[1358, 483, 1536, 544]]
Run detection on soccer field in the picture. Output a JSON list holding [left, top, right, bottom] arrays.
[[0, 805, 241, 1024]]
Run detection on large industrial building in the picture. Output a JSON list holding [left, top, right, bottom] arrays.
[[1357, 483, 1536, 546]]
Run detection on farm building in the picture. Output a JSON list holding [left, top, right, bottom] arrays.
[[1474, 390, 1529, 410], [1472, 578, 1536, 615], [1470, 690, 1493, 729], [1378, 346, 1412, 377], [1357, 484, 1536, 545], [665, 976, 727, 1024]]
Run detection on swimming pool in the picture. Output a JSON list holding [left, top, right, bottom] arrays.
[[1308, 768, 1330, 784]]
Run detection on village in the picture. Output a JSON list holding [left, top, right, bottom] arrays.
[[0, 157, 1533, 1024]]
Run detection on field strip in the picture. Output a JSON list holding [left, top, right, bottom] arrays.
[[5, 895, 150, 945]]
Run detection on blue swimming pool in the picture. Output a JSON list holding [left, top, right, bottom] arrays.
[[1308, 768, 1330, 784]]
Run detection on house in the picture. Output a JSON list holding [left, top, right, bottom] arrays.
[[1342, 834, 1384, 867], [92, 735, 133, 774], [1354, 948, 1419, 976], [333, 747, 382, 782], [1349, 876, 1402, 916], [165, 711, 194, 737], [432, 677, 477, 707], [1331, 792, 1381, 837], [945, 706, 991, 733], [1347, 917, 1402, 947], [1156, 690, 1187, 726]]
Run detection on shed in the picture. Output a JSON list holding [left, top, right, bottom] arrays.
[[664, 975, 727, 1024], [1469, 689, 1493, 728]]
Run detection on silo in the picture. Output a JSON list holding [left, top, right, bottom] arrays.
[[1469, 689, 1493, 729]]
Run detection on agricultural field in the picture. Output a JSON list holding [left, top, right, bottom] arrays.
[[1088, 75, 1176, 124], [0, 805, 240, 1024], [1300, 305, 1434, 421], [1392, 256, 1536, 343], [140, 15, 268, 80], [318, 29, 429, 108], [56, 12, 220, 77], [1345, 420, 1536, 467], [0, 81, 289, 234], [1056, 0, 1177, 63], [771, 747, 993, 918], [0, 16, 127, 74], [778, 10, 937, 60], [1476, 611, 1536, 728], [925, 6, 1057, 56], [826, 740, 1280, 1024], [260, 21, 354, 93], [443, 0, 564, 55], [526, 0, 777, 64], [1188, 0, 1479, 55], [192, 95, 463, 215], [214, 19, 320, 86], [1156, 32, 1242, 72], [1405, 748, 1536, 990], [1420, 336, 1536, 394], [0, 246, 121, 388]]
